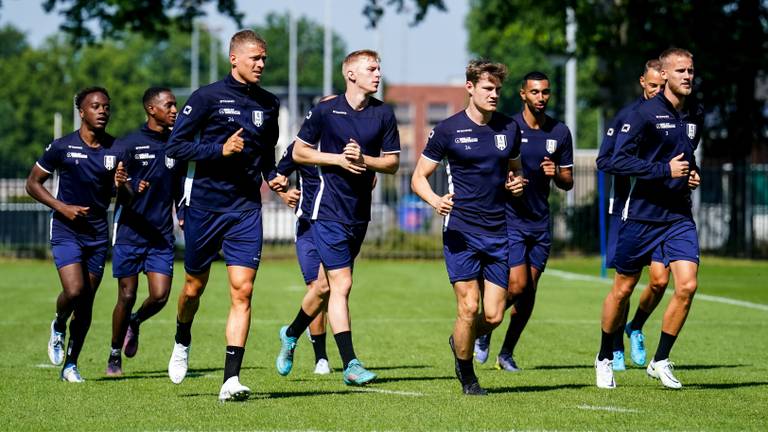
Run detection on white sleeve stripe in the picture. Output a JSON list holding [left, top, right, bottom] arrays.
[[381, 150, 401, 154], [510, 155, 521, 161], [559, 164, 574, 168], [36, 162, 52, 174], [421, 154, 441, 164], [295, 136, 317, 148]]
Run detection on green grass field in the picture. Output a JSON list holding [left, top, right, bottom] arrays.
[[1, 256, 767, 431]]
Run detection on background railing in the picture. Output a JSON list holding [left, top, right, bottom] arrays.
[[2, 159, 767, 259]]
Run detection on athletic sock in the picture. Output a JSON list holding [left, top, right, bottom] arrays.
[[129, 312, 141, 329], [286, 308, 314, 338], [334, 331, 357, 369], [53, 313, 67, 333], [598, 330, 614, 361], [630, 308, 652, 331], [111, 340, 122, 351], [110, 347, 121, 358], [310, 332, 328, 362], [653, 331, 677, 362], [175, 320, 192, 346], [223, 345, 245, 383], [456, 358, 477, 385]]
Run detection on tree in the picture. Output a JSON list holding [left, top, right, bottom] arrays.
[[40, 0, 243, 47], [252, 12, 347, 92]]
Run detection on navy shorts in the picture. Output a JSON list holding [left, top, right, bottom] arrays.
[[183, 207, 263, 275], [606, 214, 664, 269], [311, 220, 368, 271], [507, 228, 551, 271], [112, 243, 174, 278], [295, 218, 322, 284], [443, 228, 509, 288], [614, 218, 699, 275], [50, 218, 108, 276]]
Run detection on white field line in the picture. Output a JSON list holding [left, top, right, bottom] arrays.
[[577, 404, 640, 413], [350, 387, 424, 397], [547, 269, 768, 312]]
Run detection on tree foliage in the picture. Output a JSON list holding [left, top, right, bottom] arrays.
[[41, 0, 243, 47]]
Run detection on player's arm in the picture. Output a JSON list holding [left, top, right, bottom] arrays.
[[596, 121, 619, 173], [411, 156, 453, 216], [293, 139, 366, 174], [611, 116, 687, 179], [361, 110, 401, 174], [551, 129, 574, 191], [26, 164, 89, 221], [506, 157, 526, 196], [361, 149, 399, 174], [166, 93, 229, 161]]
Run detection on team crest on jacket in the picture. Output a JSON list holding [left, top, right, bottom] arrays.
[[165, 156, 175, 169], [687, 123, 697, 140], [104, 155, 116, 170], [252, 110, 263, 127], [546, 139, 557, 154], [494, 134, 507, 151]]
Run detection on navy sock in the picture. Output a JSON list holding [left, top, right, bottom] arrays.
[[630, 308, 652, 331], [333, 331, 357, 369], [457, 358, 476, 385], [310, 332, 328, 362], [654, 331, 678, 362], [175, 320, 192, 346], [286, 308, 314, 338], [598, 330, 614, 361], [223, 345, 245, 382]]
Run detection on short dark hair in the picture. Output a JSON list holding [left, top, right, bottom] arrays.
[[521, 71, 549, 88], [75, 86, 109, 109], [229, 29, 267, 54], [142, 87, 172, 107], [643, 59, 662, 76], [465, 59, 508, 85], [659, 47, 693, 68]]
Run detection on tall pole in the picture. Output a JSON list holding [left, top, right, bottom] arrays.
[[209, 26, 218, 83], [323, 0, 332, 96], [191, 20, 200, 91], [289, 2, 298, 138], [565, 6, 577, 209]]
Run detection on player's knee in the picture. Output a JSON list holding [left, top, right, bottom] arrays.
[[484, 310, 504, 327], [507, 278, 526, 298], [675, 279, 697, 299], [118, 290, 137, 306], [649, 274, 670, 293], [457, 299, 479, 320]]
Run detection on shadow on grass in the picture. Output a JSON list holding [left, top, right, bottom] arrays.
[[90, 366, 263, 381], [177, 389, 357, 399], [374, 375, 454, 384], [528, 364, 595, 370], [676, 364, 749, 370], [686, 381, 768, 390], [367, 364, 433, 371], [487, 383, 591, 393]]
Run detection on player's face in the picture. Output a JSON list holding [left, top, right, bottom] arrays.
[[662, 55, 694, 97], [148, 91, 178, 128], [349, 57, 381, 95], [467, 74, 501, 113], [231, 42, 267, 84], [640, 69, 665, 100], [79, 92, 110, 131], [520, 79, 551, 114]]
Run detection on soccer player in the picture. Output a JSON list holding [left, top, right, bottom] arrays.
[[26, 87, 120, 382], [474, 71, 573, 372], [107, 87, 182, 376], [164, 30, 287, 401], [411, 59, 524, 395], [595, 48, 703, 389], [275, 140, 332, 374], [596, 60, 670, 371], [275, 50, 400, 386]]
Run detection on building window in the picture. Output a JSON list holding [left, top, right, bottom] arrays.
[[394, 103, 412, 125], [427, 103, 449, 127]]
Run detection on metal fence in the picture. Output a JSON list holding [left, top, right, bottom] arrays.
[[2, 160, 767, 259]]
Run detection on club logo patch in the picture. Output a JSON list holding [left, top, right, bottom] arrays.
[[182, 105, 192, 115], [494, 134, 507, 151], [546, 139, 557, 154], [620, 123, 630, 133], [687, 123, 697, 140], [606, 128, 614, 137], [165, 156, 175, 169], [104, 155, 116, 170], [252, 110, 263, 127]]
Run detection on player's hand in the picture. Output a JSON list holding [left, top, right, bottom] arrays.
[[279, 188, 301, 208], [178, 219, 184, 230], [669, 153, 689, 178], [344, 139, 365, 165], [541, 157, 556, 177], [114, 161, 128, 188], [688, 170, 701, 190], [269, 174, 289, 192], [506, 173, 526, 196], [58, 204, 89, 221], [137, 180, 150, 193], [222, 128, 245, 157], [337, 153, 366, 174], [432, 193, 454, 216]]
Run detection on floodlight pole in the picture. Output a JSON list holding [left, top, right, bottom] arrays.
[[289, 1, 298, 138]]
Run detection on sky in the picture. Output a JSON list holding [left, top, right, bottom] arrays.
[[0, 0, 470, 85]]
